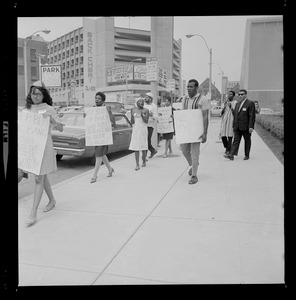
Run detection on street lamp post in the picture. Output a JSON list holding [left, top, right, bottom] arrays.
[[212, 62, 224, 105], [23, 29, 50, 96], [36, 53, 46, 81], [125, 58, 142, 104], [186, 34, 212, 101]]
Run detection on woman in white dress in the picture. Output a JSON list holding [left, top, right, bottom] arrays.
[[129, 98, 149, 170], [21, 81, 64, 226]]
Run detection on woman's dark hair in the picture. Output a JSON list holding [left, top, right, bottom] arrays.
[[25, 86, 53, 109], [95, 92, 106, 101], [229, 90, 235, 96]]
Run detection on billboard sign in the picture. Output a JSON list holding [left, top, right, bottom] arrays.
[[146, 57, 158, 82], [40, 65, 61, 87]]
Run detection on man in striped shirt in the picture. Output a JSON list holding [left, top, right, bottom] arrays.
[[181, 79, 210, 184]]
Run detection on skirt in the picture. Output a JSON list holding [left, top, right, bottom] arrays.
[[94, 145, 108, 157]]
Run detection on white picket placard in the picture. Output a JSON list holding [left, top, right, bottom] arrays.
[[157, 106, 174, 134], [18, 109, 50, 175], [173, 109, 204, 144], [85, 107, 113, 146]]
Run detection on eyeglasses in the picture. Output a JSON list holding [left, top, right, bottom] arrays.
[[31, 92, 43, 97], [238, 93, 245, 96]]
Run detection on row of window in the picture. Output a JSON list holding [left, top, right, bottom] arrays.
[[48, 33, 83, 53], [48, 45, 84, 63], [48, 79, 84, 92]]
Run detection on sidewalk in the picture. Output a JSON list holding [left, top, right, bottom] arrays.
[[18, 118, 284, 285]]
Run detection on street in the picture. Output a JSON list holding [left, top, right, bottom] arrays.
[[18, 150, 132, 200]]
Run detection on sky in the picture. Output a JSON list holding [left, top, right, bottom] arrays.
[[17, 15, 281, 93]]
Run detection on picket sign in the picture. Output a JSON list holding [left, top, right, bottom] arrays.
[[18, 109, 50, 175], [173, 109, 204, 144], [84, 106, 113, 146]]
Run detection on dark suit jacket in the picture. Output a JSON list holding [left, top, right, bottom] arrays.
[[233, 99, 256, 131]]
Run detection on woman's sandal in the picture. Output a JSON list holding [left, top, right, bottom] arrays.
[[43, 201, 56, 213], [135, 166, 140, 171], [90, 177, 97, 183], [107, 168, 115, 177]]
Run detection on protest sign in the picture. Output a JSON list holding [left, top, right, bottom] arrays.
[[157, 106, 174, 134], [173, 109, 204, 144], [85, 107, 113, 146], [18, 109, 50, 175]]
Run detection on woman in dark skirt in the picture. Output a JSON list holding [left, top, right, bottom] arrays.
[[84, 92, 115, 183]]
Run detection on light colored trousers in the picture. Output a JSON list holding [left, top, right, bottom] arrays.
[[180, 142, 201, 176]]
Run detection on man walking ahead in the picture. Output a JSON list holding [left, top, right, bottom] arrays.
[[181, 79, 210, 184], [224, 89, 256, 161]]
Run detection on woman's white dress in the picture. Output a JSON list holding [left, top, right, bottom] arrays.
[[29, 103, 60, 175], [129, 111, 148, 151]]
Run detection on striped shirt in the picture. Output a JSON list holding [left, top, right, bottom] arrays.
[[181, 93, 210, 110]]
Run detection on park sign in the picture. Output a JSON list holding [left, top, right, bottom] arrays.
[[40, 65, 62, 87]]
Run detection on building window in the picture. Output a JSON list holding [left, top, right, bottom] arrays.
[[76, 79, 79, 85], [31, 66, 37, 77], [18, 65, 24, 75], [30, 49, 36, 62], [18, 47, 24, 58]]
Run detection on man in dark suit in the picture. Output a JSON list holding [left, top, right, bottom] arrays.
[[224, 89, 256, 160]]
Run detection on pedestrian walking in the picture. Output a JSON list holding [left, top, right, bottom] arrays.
[[129, 98, 149, 170], [22, 81, 64, 226], [161, 97, 175, 158], [224, 89, 256, 161], [144, 92, 158, 158], [219, 90, 237, 154], [84, 92, 115, 183], [180, 79, 210, 184]]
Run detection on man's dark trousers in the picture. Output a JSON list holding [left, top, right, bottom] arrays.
[[147, 126, 156, 153], [231, 129, 251, 157]]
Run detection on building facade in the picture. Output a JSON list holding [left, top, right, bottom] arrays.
[[18, 35, 48, 106], [45, 17, 182, 107], [240, 16, 283, 111]]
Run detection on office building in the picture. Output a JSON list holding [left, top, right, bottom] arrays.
[[45, 17, 182, 107], [240, 16, 283, 111], [18, 35, 48, 106]]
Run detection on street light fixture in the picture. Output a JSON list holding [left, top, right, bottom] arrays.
[[186, 34, 212, 101], [24, 29, 51, 96], [125, 58, 142, 104]]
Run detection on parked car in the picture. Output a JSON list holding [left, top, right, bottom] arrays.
[[211, 105, 223, 117], [51, 110, 133, 165], [259, 108, 275, 115]]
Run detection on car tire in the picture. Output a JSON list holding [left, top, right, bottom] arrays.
[[56, 154, 63, 161]]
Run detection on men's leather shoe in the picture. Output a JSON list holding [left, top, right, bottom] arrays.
[[243, 156, 249, 160], [149, 150, 157, 158], [189, 176, 198, 184], [223, 154, 234, 160]]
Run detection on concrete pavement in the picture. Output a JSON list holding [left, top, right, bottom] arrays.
[[18, 118, 284, 285]]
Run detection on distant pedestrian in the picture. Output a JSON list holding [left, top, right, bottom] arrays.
[[160, 97, 175, 158], [129, 98, 149, 170], [84, 92, 115, 183], [254, 101, 260, 114], [144, 92, 158, 158], [181, 79, 210, 184], [219, 90, 237, 154], [224, 89, 256, 161], [21, 81, 64, 226]]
